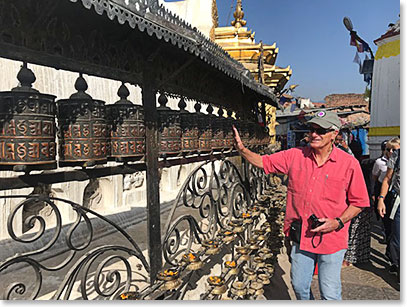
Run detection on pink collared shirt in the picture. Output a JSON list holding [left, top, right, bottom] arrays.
[[262, 146, 369, 254]]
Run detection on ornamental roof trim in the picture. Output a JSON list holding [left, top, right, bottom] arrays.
[[71, 0, 277, 104]]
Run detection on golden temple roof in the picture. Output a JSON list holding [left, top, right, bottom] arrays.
[[213, 0, 292, 92]]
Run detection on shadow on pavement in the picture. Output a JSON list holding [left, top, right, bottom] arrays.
[[263, 261, 292, 300], [354, 256, 400, 292], [349, 216, 400, 293]]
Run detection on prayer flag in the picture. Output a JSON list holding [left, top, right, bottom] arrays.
[[353, 51, 362, 72], [361, 41, 369, 52], [350, 32, 357, 46], [356, 41, 364, 53]]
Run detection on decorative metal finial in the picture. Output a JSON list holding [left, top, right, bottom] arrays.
[[231, 0, 246, 28], [115, 82, 132, 105], [158, 92, 168, 109], [12, 62, 39, 92], [118, 82, 130, 100], [70, 73, 92, 99], [206, 104, 213, 115], [178, 97, 187, 112], [194, 102, 202, 113], [217, 107, 224, 117], [75, 73, 88, 92]]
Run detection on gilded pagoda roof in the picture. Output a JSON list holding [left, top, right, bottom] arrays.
[[214, 0, 292, 92]]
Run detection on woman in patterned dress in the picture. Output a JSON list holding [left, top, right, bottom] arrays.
[[343, 208, 372, 265]]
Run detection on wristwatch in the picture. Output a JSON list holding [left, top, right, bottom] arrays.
[[378, 195, 385, 199], [335, 217, 344, 230]]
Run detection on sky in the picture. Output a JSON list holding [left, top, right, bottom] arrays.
[[168, 0, 400, 102]]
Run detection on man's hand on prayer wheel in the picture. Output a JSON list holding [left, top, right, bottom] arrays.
[[233, 125, 245, 152]]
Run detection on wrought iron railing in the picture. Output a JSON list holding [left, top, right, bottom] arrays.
[[0, 157, 286, 300]]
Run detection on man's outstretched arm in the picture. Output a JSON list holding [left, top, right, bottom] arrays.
[[233, 126, 263, 169]]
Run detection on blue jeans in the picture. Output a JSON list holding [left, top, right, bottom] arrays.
[[290, 243, 346, 300]]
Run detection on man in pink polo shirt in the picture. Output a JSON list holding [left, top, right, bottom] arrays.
[[233, 111, 369, 300]]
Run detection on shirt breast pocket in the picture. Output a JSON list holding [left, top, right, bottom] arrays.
[[322, 176, 346, 202], [288, 167, 304, 194]]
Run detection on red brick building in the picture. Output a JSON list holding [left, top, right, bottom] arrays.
[[324, 93, 368, 108]]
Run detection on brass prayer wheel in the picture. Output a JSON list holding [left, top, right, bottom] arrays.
[[256, 125, 263, 146], [207, 104, 224, 152], [0, 63, 57, 172], [107, 83, 145, 162], [223, 109, 235, 151], [194, 102, 212, 154], [178, 97, 199, 155], [263, 126, 271, 146], [236, 116, 249, 147], [157, 93, 181, 158], [57, 74, 109, 167], [247, 121, 256, 148]]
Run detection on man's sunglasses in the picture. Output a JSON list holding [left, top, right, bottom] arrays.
[[308, 127, 335, 135], [386, 148, 394, 152]]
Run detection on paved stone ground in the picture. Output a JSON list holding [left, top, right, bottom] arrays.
[[264, 213, 400, 300]]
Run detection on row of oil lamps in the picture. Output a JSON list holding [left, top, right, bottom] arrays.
[[0, 64, 271, 172], [117, 187, 287, 300], [204, 192, 287, 300]]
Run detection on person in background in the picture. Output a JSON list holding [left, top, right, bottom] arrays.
[[337, 130, 367, 266], [377, 139, 400, 280], [370, 141, 388, 212], [370, 139, 399, 240], [335, 132, 353, 156], [342, 206, 372, 266], [299, 133, 310, 147], [233, 111, 369, 300], [349, 131, 363, 161], [341, 140, 394, 268]]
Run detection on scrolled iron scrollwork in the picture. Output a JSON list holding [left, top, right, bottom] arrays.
[[247, 163, 268, 202], [228, 181, 248, 220], [55, 246, 145, 300], [162, 159, 250, 267], [162, 215, 204, 267], [157, 155, 286, 299], [0, 195, 149, 300]]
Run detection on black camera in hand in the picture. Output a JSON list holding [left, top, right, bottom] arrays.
[[309, 214, 325, 229]]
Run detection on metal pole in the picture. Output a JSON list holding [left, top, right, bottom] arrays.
[[141, 70, 162, 284]]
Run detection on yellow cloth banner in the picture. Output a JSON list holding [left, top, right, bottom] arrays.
[[375, 40, 400, 60], [368, 126, 400, 136]]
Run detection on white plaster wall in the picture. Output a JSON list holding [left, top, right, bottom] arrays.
[[160, 0, 213, 38], [369, 35, 400, 159], [370, 52, 400, 128], [0, 58, 142, 104]]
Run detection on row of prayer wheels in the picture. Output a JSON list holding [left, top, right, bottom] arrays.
[[0, 64, 271, 172]]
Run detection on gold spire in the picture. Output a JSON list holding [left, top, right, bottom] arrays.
[[231, 0, 246, 28], [258, 41, 265, 84]]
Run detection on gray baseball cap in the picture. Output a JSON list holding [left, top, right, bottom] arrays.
[[307, 111, 341, 129]]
